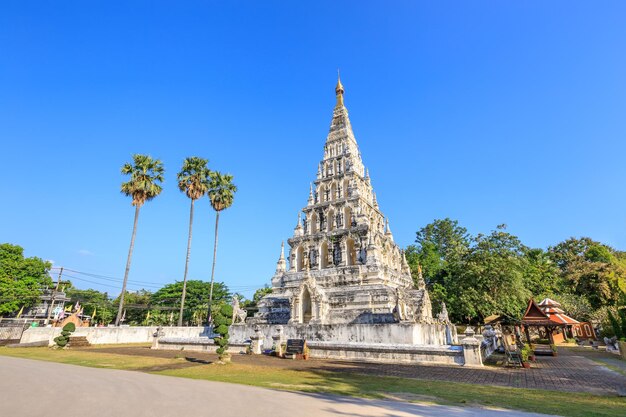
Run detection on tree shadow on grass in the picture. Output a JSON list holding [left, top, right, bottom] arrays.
[[184, 356, 212, 365]]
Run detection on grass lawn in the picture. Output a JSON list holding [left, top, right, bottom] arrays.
[[2, 347, 625, 417]]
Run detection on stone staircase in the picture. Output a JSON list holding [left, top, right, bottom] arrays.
[[68, 336, 91, 348]]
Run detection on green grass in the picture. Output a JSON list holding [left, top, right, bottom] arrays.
[[2, 347, 625, 417], [0, 346, 176, 370], [157, 364, 626, 417]]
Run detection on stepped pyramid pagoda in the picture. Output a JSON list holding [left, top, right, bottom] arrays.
[[159, 77, 461, 364], [251, 76, 433, 326]]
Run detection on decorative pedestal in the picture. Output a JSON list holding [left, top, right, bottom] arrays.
[[272, 326, 286, 357], [250, 327, 265, 355], [461, 327, 483, 366]]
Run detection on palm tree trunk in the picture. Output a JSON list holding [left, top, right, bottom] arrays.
[[178, 198, 195, 326], [116, 205, 141, 326], [207, 211, 220, 324]]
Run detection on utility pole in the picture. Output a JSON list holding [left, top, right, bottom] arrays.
[[45, 267, 63, 325]]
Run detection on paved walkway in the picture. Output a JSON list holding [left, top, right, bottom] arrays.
[[90, 345, 626, 396], [0, 356, 557, 417]]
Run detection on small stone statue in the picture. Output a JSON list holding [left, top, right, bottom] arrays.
[[231, 296, 247, 325], [437, 302, 450, 323]]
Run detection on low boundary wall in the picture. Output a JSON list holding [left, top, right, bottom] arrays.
[[20, 326, 210, 346]]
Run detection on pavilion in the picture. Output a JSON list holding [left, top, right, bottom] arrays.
[[521, 298, 580, 354]]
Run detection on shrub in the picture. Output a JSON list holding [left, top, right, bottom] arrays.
[[54, 336, 68, 347], [520, 344, 531, 362], [212, 303, 233, 361], [55, 322, 76, 348], [608, 309, 626, 340], [62, 322, 76, 332]]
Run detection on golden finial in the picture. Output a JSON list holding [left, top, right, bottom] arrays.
[[335, 69, 344, 95], [335, 70, 344, 106]]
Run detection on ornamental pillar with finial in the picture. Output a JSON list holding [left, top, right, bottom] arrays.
[[276, 241, 286, 273], [385, 218, 394, 242], [366, 231, 380, 266], [401, 250, 410, 274], [294, 212, 303, 237], [417, 264, 426, 290], [335, 70, 345, 108], [308, 183, 314, 205]]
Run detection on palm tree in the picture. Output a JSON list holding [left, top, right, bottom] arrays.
[[116, 154, 164, 326], [207, 171, 237, 323], [177, 157, 211, 326]]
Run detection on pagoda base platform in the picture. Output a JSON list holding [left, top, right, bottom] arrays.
[[155, 322, 461, 365], [230, 322, 456, 347]]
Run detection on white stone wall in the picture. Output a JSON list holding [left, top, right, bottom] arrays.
[[20, 326, 209, 346], [308, 341, 464, 365], [229, 323, 451, 349]]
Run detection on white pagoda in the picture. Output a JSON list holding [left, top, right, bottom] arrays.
[[251, 76, 432, 326]]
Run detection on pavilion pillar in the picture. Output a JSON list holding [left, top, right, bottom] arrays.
[[524, 325, 531, 345]]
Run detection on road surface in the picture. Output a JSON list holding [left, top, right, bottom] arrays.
[[0, 356, 558, 417]]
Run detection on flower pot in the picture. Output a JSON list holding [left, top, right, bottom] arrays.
[[522, 362, 531, 369]]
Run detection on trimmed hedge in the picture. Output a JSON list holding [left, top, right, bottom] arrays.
[[212, 303, 233, 358]]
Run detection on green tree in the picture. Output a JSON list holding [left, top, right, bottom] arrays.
[[405, 219, 471, 311], [116, 154, 165, 326], [556, 293, 593, 321], [113, 289, 152, 325], [177, 157, 212, 326], [453, 225, 530, 322], [207, 171, 237, 323], [0, 243, 52, 315], [549, 237, 626, 309], [522, 248, 560, 297], [65, 287, 115, 325], [151, 280, 230, 325], [408, 218, 470, 285], [252, 285, 272, 304]]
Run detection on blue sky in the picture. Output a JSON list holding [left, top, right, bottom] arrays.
[[1, 2, 626, 298]]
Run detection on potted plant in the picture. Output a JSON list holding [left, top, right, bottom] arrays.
[[550, 344, 558, 356], [520, 345, 531, 368], [525, 344, 536, 362]]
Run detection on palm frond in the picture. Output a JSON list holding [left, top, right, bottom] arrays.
[[177, 156, 211, 200], [120, 154, 165, 206], [208, 171, 237, 212]]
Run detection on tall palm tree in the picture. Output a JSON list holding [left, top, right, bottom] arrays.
[[116, 154, 164, 326], [177, 157, 211, 326], [207, 171, 237, 323]]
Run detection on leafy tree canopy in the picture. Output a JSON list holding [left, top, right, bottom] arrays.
[[151, 280, 230, 310], [407, 221, 626, 324], [0, 243, 52, 315]]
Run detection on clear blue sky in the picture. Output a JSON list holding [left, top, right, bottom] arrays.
[[1, 2, 625, 298]]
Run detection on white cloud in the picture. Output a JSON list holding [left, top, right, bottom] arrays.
[[78, 249, 94, 256]]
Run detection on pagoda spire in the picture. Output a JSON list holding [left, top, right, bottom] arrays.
[[335, 70, 345, 107], [276, 241, 286, 273]]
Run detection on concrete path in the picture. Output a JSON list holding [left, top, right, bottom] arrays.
[[0, 356, 558, 417]]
